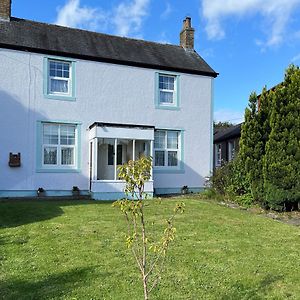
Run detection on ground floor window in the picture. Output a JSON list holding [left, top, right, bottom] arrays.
[[37, 121, 80, 172], [215, 144, 222, 167], [154, 130, 181, 168], [228, 141, 235, 161]]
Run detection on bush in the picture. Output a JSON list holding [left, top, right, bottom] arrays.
[[208, 158, 254, 206]]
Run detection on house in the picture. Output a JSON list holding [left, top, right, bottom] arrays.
[[213, 123, 242, 168], [0, 0, 218, 200]]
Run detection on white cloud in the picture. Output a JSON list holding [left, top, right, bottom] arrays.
[[160, 2, 172, 19], [292, 53, 300, 62], [55, 0, 150, 38], [113, 0, 150, 37], [214, 109, 244, 124], [201, 0, 300, 47], [55, 0, 107, 31]]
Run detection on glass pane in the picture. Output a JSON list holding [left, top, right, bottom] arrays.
[[155, 151, 165, 166], [117, 145, 122, 165], [98, 138, 115, 180], [154, 131, 165, 148], [168, 151, 178, 166], [117, 139, 133, 163], [167, 131, 178, 149], [50, 79, 69, 93], [61, 147, 74, 165], [107, 144, 114, 165], [159, 75, 175, 90], [63, 70, 70, 78], [49, 60, 70, 78], [160, 91, 174, 103], [135, 140, 151, 159], [43, 124, 59, 144], [57, 70, 63, 77], [60, 125, 75, 145], [56, 62, 63, 71], [44, 147, 57, 165]]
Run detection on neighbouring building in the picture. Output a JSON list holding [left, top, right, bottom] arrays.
[[0, 0, 218, 200], [213, 123, 242, 169]]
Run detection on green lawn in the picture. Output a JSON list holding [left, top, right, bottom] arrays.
[[0, 197, 299, 299]]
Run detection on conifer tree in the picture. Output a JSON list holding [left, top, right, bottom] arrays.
[[263, 65, 300, 210], [238, 92, 262, 201]]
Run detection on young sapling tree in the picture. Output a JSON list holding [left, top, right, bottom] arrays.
[[113, 156, 184, 300]]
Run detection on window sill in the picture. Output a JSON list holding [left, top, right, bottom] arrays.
[[36, 168, 81, 173], [155, 105, 180, 111], [153, 168, 185, 174], [44, 94, 76, 102]]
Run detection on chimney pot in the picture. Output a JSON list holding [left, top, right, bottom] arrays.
[[0, 0, 11, 21], [180, 17, 195, 50]]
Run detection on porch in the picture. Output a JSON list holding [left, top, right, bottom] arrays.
[[89, 122, 154, 200]]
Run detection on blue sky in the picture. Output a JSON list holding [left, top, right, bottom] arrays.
[[12, 0, 300, 123]]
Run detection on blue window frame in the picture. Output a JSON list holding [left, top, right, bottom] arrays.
[[36, 120, 81, 173], [155, 72, 180, 110], [43, 57, 76, 101]]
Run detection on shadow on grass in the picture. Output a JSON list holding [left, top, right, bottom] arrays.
[[221, 274, 284, 300], [0, 199, 117, 229], [0, 266, 110, 300]]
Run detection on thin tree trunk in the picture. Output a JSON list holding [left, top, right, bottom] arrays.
[[140, 189, 148, 300]]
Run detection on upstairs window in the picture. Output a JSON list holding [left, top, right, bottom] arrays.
[[49, 60, 71, 95], [154, 130, 181, 168], [156, 73, 179, 109], [159, 74, 175, 104], [44, 57, 76, 101]]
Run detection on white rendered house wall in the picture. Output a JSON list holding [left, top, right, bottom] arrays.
[[0, 48, 213, 197]]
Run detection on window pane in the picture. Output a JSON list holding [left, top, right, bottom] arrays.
[[159, 75, 175, 90], [50, 79, 69, 93], [44, 147, 57, 165], [154, 131, 165, 148], [117, 144, 122, 165], [168, 151, 178, 166], [155, 151, 165, 166], [108, 144, 114, 166], [63, 70, 70, 78], [160, 91, 174, 103], [61, 147, 74, 165], [43, 124, 59, 144], [60, 125, 76, 145], [167, 131, 178, 149], [49, 61, 70, 79]]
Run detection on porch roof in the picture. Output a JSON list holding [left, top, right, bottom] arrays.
[[89, 122, 154, 141]]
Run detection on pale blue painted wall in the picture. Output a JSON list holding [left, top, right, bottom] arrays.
[[0, 48, 213, 197]]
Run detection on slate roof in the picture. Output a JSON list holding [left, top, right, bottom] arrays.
[[214, 123, 242, 143], [0, 17, 218, 77]]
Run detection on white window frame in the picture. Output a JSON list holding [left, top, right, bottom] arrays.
[[42, 123, 77, 169], [228, 141, 235, 161], [154, 130, 181, 169], [48, 59, 72, 97], [215, 144, 222, 167], [158, 74, 177, 107]]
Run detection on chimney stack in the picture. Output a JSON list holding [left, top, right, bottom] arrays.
[[180, 17, 195, 50], [0, 0, 11, 21]]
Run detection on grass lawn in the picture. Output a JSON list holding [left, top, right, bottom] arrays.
[[0, 197, 299, 300]]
